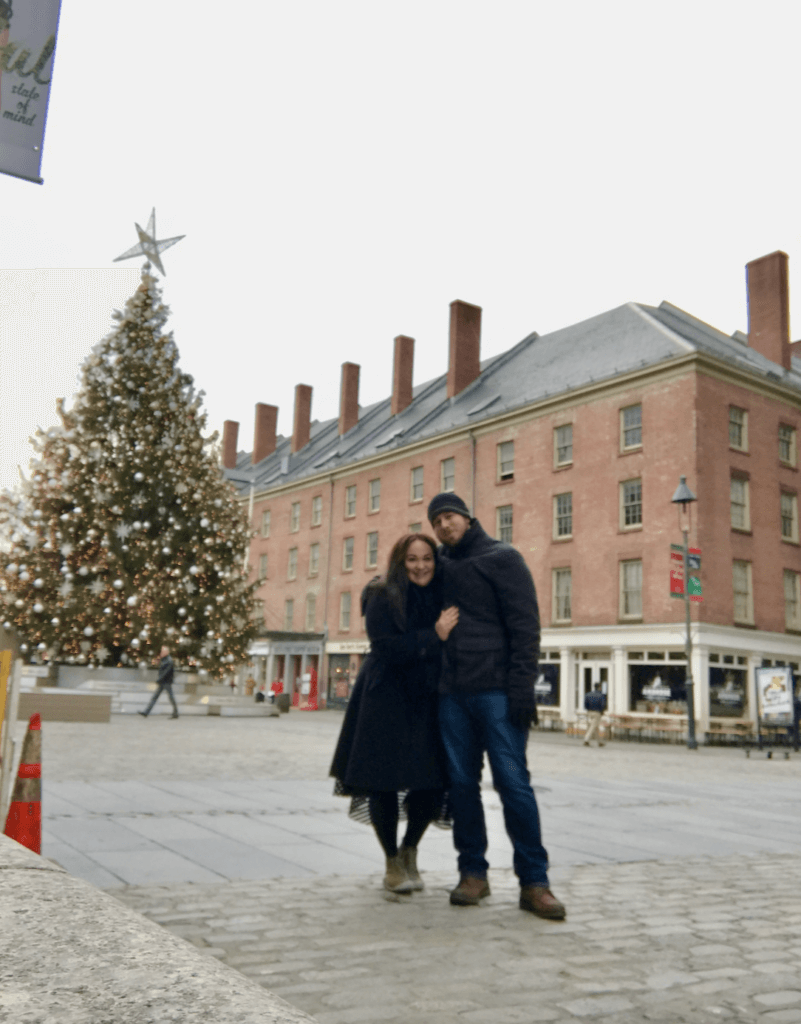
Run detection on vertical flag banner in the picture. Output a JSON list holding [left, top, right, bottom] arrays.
[[0, 0, 62, 183]]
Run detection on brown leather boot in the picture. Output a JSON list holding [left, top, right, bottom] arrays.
[[519, 885, 566, 919], [449, 875, 491, 906], [383, 854, 414, 894], [399, 845, 424, 891]]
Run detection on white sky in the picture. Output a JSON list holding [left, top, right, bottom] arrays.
[[2, 0, 800, 491]]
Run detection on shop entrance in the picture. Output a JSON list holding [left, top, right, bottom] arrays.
[[576, 656, 611, 711]]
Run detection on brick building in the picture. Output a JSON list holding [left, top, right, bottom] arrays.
[[225, 251, 801, 732]]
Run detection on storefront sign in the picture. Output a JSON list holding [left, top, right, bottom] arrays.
[[0, 0, 62, 183], [642, 676, 672, 701], [326, 641, 370, 654], [755, 666, 794, 724]]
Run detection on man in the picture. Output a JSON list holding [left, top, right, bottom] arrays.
[[138, 646, 179, 718], [428, 492, 565, 920], [583, 682, 607, 747]]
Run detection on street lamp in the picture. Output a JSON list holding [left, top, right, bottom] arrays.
[[671, 476, 698, 750]]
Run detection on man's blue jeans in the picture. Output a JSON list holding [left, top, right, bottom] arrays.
[[439, 690, 550, 888]]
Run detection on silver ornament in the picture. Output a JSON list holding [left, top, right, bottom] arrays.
[[84, 626, 94, 637], [126, 596, 138, 607], [51, 617, 60, 626], [134, 472, 144, 482], [113, 579, 123, 589], [33, 578, 43, 588]]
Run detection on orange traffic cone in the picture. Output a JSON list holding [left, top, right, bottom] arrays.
[[4, 713, 41, 854]]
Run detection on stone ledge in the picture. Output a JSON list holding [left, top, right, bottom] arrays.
[[0, 833, 318, 1024]]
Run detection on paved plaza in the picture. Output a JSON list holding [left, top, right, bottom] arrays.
[[28, 711, 801, 1021]]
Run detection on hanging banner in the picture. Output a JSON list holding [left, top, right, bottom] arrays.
[[0, 0, 62, 183], [669, 546, 702, 601], [755, 666, 794, 725]]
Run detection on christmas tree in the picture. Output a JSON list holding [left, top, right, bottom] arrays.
[[0, 266, 256, 676]]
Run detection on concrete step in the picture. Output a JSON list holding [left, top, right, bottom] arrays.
[[213, 705, 279, 718], [117, 702, 209, 716]]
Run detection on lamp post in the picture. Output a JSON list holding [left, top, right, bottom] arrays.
[[671, 476, 698, 750]]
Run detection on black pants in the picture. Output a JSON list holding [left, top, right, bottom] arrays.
[[368, 789, 442, 857], [142, 682, 179, 716]]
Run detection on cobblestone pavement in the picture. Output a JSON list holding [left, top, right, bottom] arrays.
[[115, 854, 801, 1024]]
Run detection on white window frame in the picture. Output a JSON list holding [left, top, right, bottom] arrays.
[[290, 501, 300, 533], [369, 478, 381, 513], [620, 478, 642, 529], [553, 492, 573, 539], [496, 504, 513, 543], [730, 477, 750, 531], [785, 570, 801, 631], [311, 495, 323, 527], [342, 537, 354, 571], [553, 567, 572, 623], [305, 593, 316, 632], [409, 522, 422, 533], [620, 559, 643, 619], [252, 599, 265, 623], [497, 441, 515, 481], [284, 598, 294, 631], [345, 485, 357, 518], [554, 424, 573, 466], [258, 552, 268, 581], [366, 531, 379, 568], [441, 457, 455, 492], [261, 510, 271, 538], [781, 492, 799, 543], [729, 406, 748, 452], [732, 560, 754, 625], [410, 466, 424, 503], [779, 424, 797, 467], [620, 404, 642, 451], [287, 547, 298, 581], [309, 542, 320, 577], [339, 591, 352, 631]]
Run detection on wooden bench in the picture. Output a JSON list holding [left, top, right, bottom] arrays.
[[606, 713, 687, 742], [704, 719, 753, 745]]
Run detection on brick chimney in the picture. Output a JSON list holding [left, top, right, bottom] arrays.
[[747, 251, 791, 371], [391, 335, 414, 416], [447, 300, 482, 398], [222, 420, 239, 469], [292, 384, 312, 453], [339, 362, 360, 435], [252, 403, 278, 464]]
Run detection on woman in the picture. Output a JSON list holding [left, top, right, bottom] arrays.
[[330, 533, 458, 893]]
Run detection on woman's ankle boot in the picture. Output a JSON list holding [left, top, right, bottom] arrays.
[[383, 854, 413, 893], [399, 845, 424, 891]]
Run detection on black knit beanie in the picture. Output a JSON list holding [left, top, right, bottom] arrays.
[[427, 492, 471, 524]]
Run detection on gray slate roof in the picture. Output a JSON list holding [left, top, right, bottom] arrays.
[[226, 301, 801, 495]]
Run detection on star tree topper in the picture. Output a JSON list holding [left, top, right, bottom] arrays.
[[113, 208, 185, 276]]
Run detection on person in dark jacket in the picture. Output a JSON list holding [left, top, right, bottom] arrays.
[[429, 492, 565, 920], [138, 646, 179, 718], [583, 683, 607, 747], [330, 533, 459, 893]]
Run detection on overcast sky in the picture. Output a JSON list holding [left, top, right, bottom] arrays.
[[1, 1, 800, 491]]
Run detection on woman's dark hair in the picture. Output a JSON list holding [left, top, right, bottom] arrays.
[[381, 532, 438, 627]]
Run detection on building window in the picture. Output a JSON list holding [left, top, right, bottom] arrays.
[[620, 559, 643, 618], [781, 492, 799, 542], [305, 593, 316, 631], [290, 501, 300, 532], [284, 598, 294, 631], [345, 485, 357, 518], [309, 542, 320, 577], [732, 560, 753, 624], [496, 505, 513, 543], [621, 404, 642, 450], [553, 568, 572, 623], [410, 466, 424, 502], [251, 599, 265, 624], [730, 477, 750, 531], [258, 553, 268, 581], [369, 478, 381, 512], [261, 510, 271, 537], [729, 407, 748, 451], [554, 493, 573, 538], [366, 531, 379, 568], [409, 522, 422, 533], [287, 547, 298, 580], [339, 591, 351, 631], [621, 479, 642, 528], [343, 537, 354, 571], [311, 495, 323, 526], [554, 424, 573, 466], [441, 457, 455, 492], [498, 441, 515, 481], [785, 570, 801, 631], [779, 424, 797, 466]]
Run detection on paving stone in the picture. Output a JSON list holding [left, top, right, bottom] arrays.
[[558, 995, 636, 1016], [754, 991, 801, 1007]]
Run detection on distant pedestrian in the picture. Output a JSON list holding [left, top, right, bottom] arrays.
[[429, 492, 566, 921], [138, 646, 179, 719], [255, 684, 267, 703], [583, 683, 607, 747], [330, 534, 458, 894]]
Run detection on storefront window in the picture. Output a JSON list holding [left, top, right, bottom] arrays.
[[328, 654, 351, 703], [535, 663, 560, 706], [709, 667, 747, 718], [629, 664, 687, 713]]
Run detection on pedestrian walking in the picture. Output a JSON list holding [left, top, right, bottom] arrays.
[[429, 492, 566, 920], [330, 534, 459, 894], [138, 646, 179, 718], [583, 683, 607, 747]]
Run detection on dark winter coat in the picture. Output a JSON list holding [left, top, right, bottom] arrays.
[[329, 578, 447, 793], [584, 690, 607, 714], [156, 655, 174, 687], [438, 519, 540, 722]]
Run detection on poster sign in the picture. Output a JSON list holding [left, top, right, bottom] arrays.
[[755, 666, 794, 724], [0, 0, 62, 183], [669, 546, 702, 602]]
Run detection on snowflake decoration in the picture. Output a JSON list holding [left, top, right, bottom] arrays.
[[59, 580, 73, 598], [60, 543, 74, 557], [115, 524, 132, 540], [89, 580, 105, 596]]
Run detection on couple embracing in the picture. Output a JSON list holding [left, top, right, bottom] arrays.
[[330, 492, 565, 921]]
